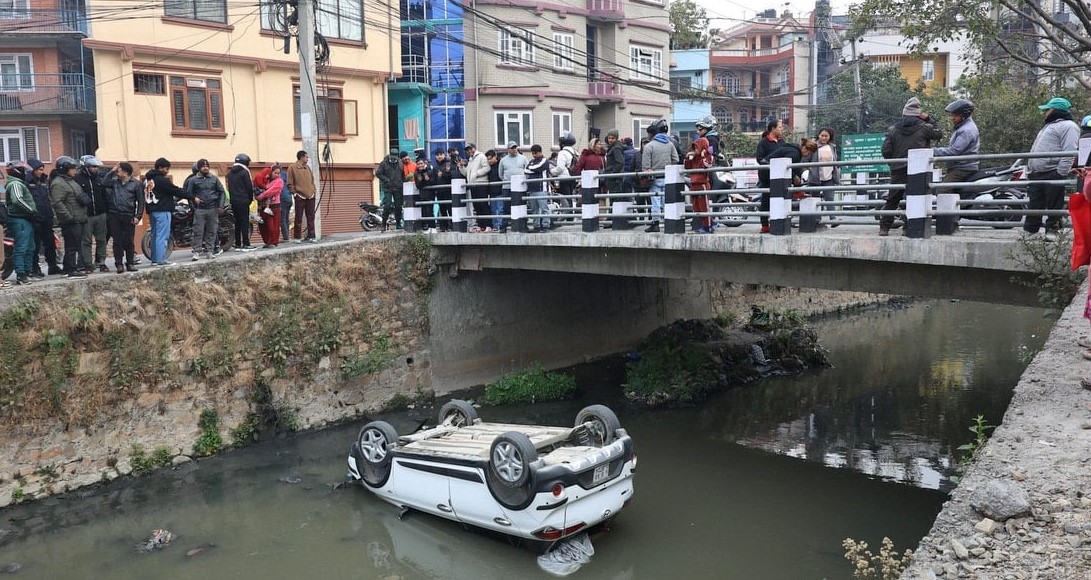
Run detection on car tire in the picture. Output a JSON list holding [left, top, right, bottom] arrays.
[[438, 399, 479, 427], [357, 420, 399, 487], [575, 405, 621, 447], [486, 431, 538, 509]]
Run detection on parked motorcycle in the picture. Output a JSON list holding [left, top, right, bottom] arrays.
[[140, 200, 236, 260], [710, 167, 755, 227], [960, 159, 1027, 229], [359, 201, 396, 231]]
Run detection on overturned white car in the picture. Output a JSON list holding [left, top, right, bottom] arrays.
[[347, 400, 636, 545]]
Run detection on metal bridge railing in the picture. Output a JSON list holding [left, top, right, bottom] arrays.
[[384, 145, 1084, 237]]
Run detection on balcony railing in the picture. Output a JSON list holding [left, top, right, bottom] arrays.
[[0, 9, 88, 36], [0, 74, 96, 115], [398, 54, 429, 84], [586, 0, 625, 21], [712, 44, 794, 59]]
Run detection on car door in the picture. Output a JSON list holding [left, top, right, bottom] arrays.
[[449, 466, 512, 532], [392, 457, 453, 519]]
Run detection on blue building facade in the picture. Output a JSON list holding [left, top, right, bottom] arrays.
[[391, 0, 465, 156], [669, 48, 711, 148]]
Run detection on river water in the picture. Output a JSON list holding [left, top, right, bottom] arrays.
[[0, 300, 1054, 579]]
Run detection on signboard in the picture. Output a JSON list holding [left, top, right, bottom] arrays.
[[841, 133, 890, 175]]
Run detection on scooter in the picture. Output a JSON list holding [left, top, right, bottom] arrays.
[[358, 201, 384, 231], [710, 168, 756, 227], [960, 159, 1028, 229]]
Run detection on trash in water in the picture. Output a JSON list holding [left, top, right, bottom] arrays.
[[750, 343, 768, 365], [0, 562, 22, 574], [536, 532, 595, 577], [137, 529, 174, 553], [278, 475, 302, 484]]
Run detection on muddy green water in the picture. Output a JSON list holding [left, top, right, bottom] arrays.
[[0, 300, 1054, 579]]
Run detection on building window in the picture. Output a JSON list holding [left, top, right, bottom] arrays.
[[0, 127, 50, 163], [777, 64, 790, 93], [921, 59, 935, 82], [170, 75, 224, 133], [70, 130, 87, 158], [164, 0, 227, 24], [630, 46, 662, 82], [713, 106, 730, 125], [0, 0, 30, 18], [317, 0, 363, 42], [553, 33, 574, 70], [499, 28, 534, 66], [0, 55, 33, 91], [552, 111, 572, 144], [714, 70, 739, 95], [738, 108, 751, 130], [632, 117, 657, 141], [495, 110, 532, 147], [133, 73, 165, 95], [669, 77, 692, 94], [294, 85, 355, 137]]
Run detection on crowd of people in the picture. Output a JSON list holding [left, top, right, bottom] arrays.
[[0, 150, 319, 290]]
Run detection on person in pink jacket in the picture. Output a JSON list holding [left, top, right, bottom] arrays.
[[256, 163, 283, 247]]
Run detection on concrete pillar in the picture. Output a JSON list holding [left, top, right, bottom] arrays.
[[402, 181, 419, 233], [611, 189, 633, 231], [664, 164, 686, 234], [769, 157, 791, 235], [451, 178, 468, 233], [798, 196, 819, 232], [509, 174, 527, 233], [905, 148, 932, 239], [581, 170, 600, 233]]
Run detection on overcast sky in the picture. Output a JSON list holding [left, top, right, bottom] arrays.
[[693, 0, 855, 30]]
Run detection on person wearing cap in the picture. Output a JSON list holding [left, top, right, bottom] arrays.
[[879, 97, 943, 236], [185, 158, 228, 258], [26, 159, 59, 276], [462, 143, 492, 231], [75, 155, 111, 273], [1025, 96, 1080, 236], [498, 141, 527, 232], [376, 147, 404, 232], [433, 148, 455, 232], [414, 152, 437, 233]]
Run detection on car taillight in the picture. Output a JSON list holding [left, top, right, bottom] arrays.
[[551, 483, 565, 497], [532, 522, 587, 541], [1014, 170, 1024, 180]]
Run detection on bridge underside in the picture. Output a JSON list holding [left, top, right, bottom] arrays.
[[438, 245, 1041, 307]]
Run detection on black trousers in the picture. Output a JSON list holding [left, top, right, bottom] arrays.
[[232, 202, 251, 246], [380, 189, 403, 229], [60, 222, 84, 273], [880, 170, 908, 229], [436, 186, 452, 230], [1024, 170, 1066, 233], [33, 220, 58, 271], [107, 214, 136, 267]]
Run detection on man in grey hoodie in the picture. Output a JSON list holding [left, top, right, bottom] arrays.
[[641, 119, 680, 232], [1025, 97, 1080, 235], [498, 141, 528, 232]]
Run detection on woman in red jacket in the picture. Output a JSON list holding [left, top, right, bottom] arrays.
[[574, 139, 607, 206], [686, 135, 714, 233]]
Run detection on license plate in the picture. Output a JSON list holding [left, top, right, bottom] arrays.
[[592, 463, 609, 485]]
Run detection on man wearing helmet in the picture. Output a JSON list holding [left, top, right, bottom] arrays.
[[75, 155, 111, 273], [549, 132, 579, 214], [933, 99, 980, 193], [641, 119, 680, 232], [4, 162, 38, 285], [48, 156, 89, 278], [228, 153, 256, 250]]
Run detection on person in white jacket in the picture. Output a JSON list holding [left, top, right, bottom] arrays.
[[461, 143, 492, 231], [549, 131, 579, 213]]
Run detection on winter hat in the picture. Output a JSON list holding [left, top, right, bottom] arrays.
[[27, 158, 43, 171], [902, 97, 922, 117], [606, 129, 619, 139]]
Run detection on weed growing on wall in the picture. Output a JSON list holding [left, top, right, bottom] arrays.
[[0, 299, 38, 413], [192, 409, 223, 457], [341, 334, 399, 379], [957, 414, 995, 464], [484, 364, 577, 405], [230, 379, 300, 447], [399, 233, 435, 294], [1008, 233, 1081, 309], [40, 329, 74, 413]]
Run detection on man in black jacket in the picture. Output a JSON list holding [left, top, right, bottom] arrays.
[[144, 157, 190, 266], [879, 97, 943, 236], [376, 148, 404, 232], [755, 119, 785, 233], [103, 162, 145, 273], [26, 159, 59, 276], [75, 155, 111, 272], [604, 129, 627, 201], [433, 149, 455, 232], [414, 153, 436, 232], [227, 154, 255, 250], [186, 158, 227, 259]]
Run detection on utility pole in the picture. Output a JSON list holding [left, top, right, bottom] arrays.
[[850, 37, 863, 134], [297, 0, 322, 238]]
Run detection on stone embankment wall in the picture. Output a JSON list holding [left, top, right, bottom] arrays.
[[0, 234, 888, 508], [0, 238, 433, 508]]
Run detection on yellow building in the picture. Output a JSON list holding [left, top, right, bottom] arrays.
[[85, 0, 398, 233]]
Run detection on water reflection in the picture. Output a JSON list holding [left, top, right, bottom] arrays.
[[703, 300, 1053, 492]]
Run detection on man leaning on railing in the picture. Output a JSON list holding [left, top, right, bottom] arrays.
[[1024, 97, 1080, 237]]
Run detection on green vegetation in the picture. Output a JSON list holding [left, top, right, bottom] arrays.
[[10, 488, 26, 504], [843, 537, 914, 579], [399, 234, 435, 294], [40, 329, 74, 412], [35, 464, 58, 484], [625, 343, 718, 405], [957, 414, 996, 464], [230, 380, 300, 447], [129, 443, 175, 475], [484, 364, 577, 405], [1008, 233, 1081, 310], [341, 334, 399, 379], [67, 304, 100, 332], [192, 409, 224, 457]]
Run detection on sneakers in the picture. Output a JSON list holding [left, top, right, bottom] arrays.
[[191, 253, 201, 261], [426, 228, 438, 234], [304, 238, 317, 243], [30, 270, 45, 278], [66, 271, 88, 279], [126, 264, 138, 272], [116, 265, 125, 274], [292, 239, 303, 244], [240, 245, 255, 252], [878, 227, 890, 237], [213, 247, 223, 256], [15, 275, 32, 286], [644, 222, 660, 233], [97, 263, 109, 273]]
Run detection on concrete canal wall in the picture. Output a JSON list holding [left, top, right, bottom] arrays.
[[0, 236, 885, 507]]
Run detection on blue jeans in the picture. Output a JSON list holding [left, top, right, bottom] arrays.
[[528, 188, 551, 229], [491, 197, 508, 231], [7, 217, 34, 276], [649, 178, 665, 222], [150, 211, 172, 264]]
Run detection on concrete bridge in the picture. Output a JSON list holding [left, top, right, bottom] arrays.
[[431, 227, 1043, 307]]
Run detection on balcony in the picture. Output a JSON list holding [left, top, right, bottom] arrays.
[[0, 9, 88, 36], [0, 74, 96, 116], [588, 70, 623, 102], [586, 0, 625, 21], [397, 54, 429, 84]]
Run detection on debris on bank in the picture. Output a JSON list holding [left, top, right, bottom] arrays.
[[624, 308, 829, 408]]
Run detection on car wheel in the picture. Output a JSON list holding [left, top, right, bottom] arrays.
[[438, 399, 478, 427], [357, 420, 398, 487], [489, 431, 536, 489], [575, 405, 621, 447]]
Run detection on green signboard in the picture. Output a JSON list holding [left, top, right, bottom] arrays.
[[840, 133, 890, 175]]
